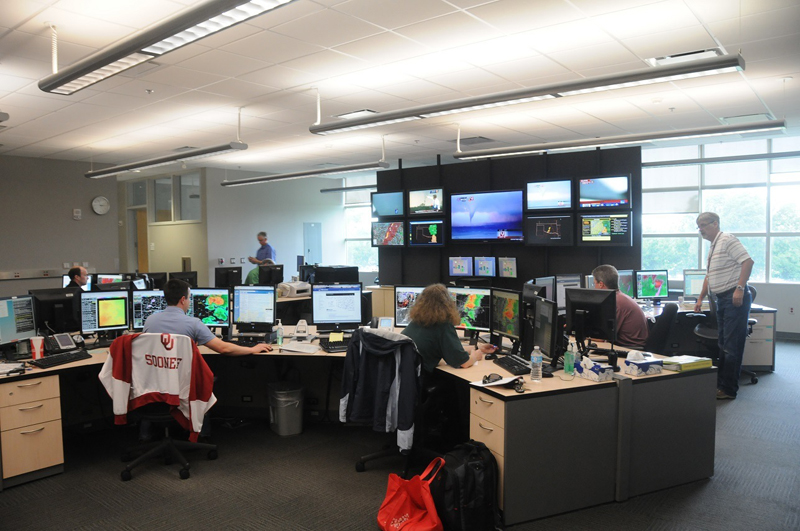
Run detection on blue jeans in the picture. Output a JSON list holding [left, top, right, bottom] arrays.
[[715, 288, 752, 397]]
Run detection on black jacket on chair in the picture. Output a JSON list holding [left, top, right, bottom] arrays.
[[339, 328, 421, 451]]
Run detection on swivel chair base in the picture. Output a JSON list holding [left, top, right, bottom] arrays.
[[121, 422, 217, 481]]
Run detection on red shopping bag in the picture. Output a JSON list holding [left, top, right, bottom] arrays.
[[377, 457, 445, 531]]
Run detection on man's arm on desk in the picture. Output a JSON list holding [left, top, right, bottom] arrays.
[[204, 337, 272, 356]]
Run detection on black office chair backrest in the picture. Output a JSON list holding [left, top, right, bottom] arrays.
[[749, 285, 757, 303], [643, 303, 678, 354]]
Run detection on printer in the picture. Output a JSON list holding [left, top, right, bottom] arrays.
[[278, 281, 311, 298]]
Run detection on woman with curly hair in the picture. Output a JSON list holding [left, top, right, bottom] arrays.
[[402, 283, 496, 373]]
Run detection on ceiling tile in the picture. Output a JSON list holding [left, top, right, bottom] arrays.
[[177, 50, 272, 78], [334, 32, 429, 64], [621, 25, 717, 59], [271, 8, 383, 48], [200, 78, 280, 100], [395, 12, 502, 49], [468, 0, 583, 33], [335, 0, 456, 30], [593, 0, 702, 40], [137, 66, 227, 90], [546, 41, 641, 72], [221, 30, 323, 64]]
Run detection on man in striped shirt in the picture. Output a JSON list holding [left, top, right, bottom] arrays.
[[693, 212, 754, 400]]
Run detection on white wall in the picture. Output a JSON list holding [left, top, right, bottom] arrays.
[[205, 169, 348, 284], [0, 155, 119, 298]]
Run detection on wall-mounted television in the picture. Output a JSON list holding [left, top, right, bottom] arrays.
[[524, 214, 574, 246], [371, 191, 404, 217], [526, 179, 572, 210], [371, 221, 405, 247], [408, 219, 444, 247], [578, 175, 630, 209], [408, 188, 444, 216], [577, 212, 632, 247], [450, 190, 523, 243]]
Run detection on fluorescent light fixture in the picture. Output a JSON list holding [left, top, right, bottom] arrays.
[[221, 161, 390, 187], [85, 141, 248, 178], [453, 120, 786, 160], [310, 54, 745, 135], [39, 0, 296, 95], [646, 49, 722, 67], [336, 109, 379, 120]]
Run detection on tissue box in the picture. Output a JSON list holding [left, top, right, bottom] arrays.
[[575, 359, 614, 382], [623, 357, 663, 376]]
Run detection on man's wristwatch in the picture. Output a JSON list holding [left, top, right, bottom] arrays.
[[735, 285, 745, 292]]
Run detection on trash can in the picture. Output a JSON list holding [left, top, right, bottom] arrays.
[[268, 382, 304, 436]]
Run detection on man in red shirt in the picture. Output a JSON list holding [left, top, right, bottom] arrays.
[[592, 265, 649, 349]]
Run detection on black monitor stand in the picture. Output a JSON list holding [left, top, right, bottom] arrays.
[[92, 330, 123, 349], [573, 310, 620, 372]]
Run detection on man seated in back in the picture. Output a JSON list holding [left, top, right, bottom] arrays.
[[144, 279, 272, 356], [591, 265, 649, 349]]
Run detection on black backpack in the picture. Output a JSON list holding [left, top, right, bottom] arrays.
[[429, 440, 503, 531]]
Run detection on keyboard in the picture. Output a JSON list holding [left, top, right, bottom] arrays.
[[28, 349, 92, 369], [493, 354, 530, 376], [281, 341, 320, 354], [318, 338, 349, 353]]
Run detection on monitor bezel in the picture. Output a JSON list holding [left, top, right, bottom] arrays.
[[187, 287, 231, 328], [449, 189, 524, 244], [370, 190, 405, 218], [524, 213, 575, 247], [407, 219, 445, 247], [489, 287, 522, 343], [79, 289, 130, 335], [577, 174, 632, 210], [310, 282, 363, 331], [0, 295, 37, 347], [448, 285, 492, 333], [634, 269, 670, 299], [130, 289, 168, 331], [371, 221, 406, 247], [525, 179, 573, 211], [394, 285, 425, 328], [576, 211, 633, 247], [407, 188, 445, 216], [233, 284, 277, 329]]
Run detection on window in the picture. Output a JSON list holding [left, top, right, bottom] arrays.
[[343, 175, 378, 272], [642, 138, 800, 283], [151, 172, 202, 223], [127, 181, 146, 207]]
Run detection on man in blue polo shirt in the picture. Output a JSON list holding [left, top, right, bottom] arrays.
[[248, 231, 276, 265]]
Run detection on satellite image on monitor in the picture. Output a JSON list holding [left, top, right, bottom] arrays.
[[193, 293, 229, 325], [492, 294, 519, 337], [452, 292, 490, 330]]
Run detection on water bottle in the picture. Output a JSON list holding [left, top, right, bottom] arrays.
[[530, 346, 543, 383], [564, 343, 575, 375], [275, 319, 284, 346]]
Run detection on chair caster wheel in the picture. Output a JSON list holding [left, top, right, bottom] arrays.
[[208, 449, 218, 460], [751, 376, 758, 384], [121, 470, 132, 481], [180, 468, 190, 480], [355, 461, 366, 472]]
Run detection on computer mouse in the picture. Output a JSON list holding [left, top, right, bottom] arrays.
[[484, 353, 497, 360]]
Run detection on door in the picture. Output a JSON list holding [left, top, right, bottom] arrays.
[[303, 222, 322, 265]]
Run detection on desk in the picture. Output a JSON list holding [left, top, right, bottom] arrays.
[[437, 352, 717, 526]]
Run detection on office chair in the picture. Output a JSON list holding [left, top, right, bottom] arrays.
[[688, 286, 759, 384], [99, 333, 219, 481], [642, 303, 679, 354], [340, 328, 440, 478]]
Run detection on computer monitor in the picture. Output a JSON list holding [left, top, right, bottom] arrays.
[[578, 175, 630, 209], [585, 275, 595, 289], [96, 280, 132, 291], [407, 219, 444, 247], [187, 288, 231, 328], [683, 269, 707, 299], [577, 212, 632, 246], [298, 265, 316, 283], [215, 266, 243, 288], [490, 288, 521, 354], [147, 272, 168, 290], [524, 214, 574, 246], [233, 285, 276, 333], [28, 288, 81, 334], [526, 179, 572, 210], [635, 270, 669, 300], [258, 264, 284, 286], [522, 282, 546, 306], [448, 286, 491, 333], [96, 273, 124, 285], [80, 290, 130, 335], [533, 296, 564, 369], [169, 271, 198, 288], [555, 274, 582, 311], [449, 257, 474, 277], [371, 191, 405, 217], [371, 221, 405, 247], [130, 290, 167, 330], [498, 257, 517, 278], [61, 274, 93, 291], [408, 188, 444, 215], [474, 257, 496, 277], [0, 295, 36, 349], [564, 288, 617, 357], [314, 266, 359, 284], [394, 286, 425, 327], [450, 190, 524, 243], [311, 283, 363, 333], [617, 269, 635, 298], [534, 276, 555, 303], [130, 277, 148, 290]]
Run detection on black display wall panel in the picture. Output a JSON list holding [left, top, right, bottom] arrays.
[[377, 147, 642, 290]]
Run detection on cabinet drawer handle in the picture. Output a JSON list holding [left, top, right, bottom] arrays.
[[20, 427, 45, 435], [18, 404, 45, 411], [17, 381, 43, 388], [478, 396, 495, 405], [478, 422, 493, 432]]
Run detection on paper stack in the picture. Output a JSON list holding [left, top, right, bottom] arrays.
[[662, 355, 713, 372]]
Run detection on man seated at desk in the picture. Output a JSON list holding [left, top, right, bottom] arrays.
[[144, 279, 272, 356], [66, 266, 89, 289], [592, 265, 649, 349]]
